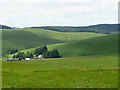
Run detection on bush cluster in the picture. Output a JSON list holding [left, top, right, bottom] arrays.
[[10, 49, 18, 54], [42, 49, 60, 58], [13, 52, 33, 60], [34, 46, 47, 56], [13, 46, 61, 60]]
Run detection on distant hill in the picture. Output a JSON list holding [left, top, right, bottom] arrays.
[[11, 27, 19, 29], [31, 24, 119, 34], [52, 34, 118, 57], [0, 24, 11, 29]]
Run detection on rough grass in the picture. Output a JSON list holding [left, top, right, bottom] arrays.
[[15, 28, 106, 41], [52, 34, 118, 57], [8, 34, 117, 59], [2, 28, 105, 56], [2, 54, 118, 88]]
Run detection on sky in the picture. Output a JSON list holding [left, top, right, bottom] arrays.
[[0, 0, 119, 27]]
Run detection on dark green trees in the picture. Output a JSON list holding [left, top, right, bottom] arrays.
[[15, 52, 25, 60], [25, 52, 34, 58], [10, 49, 18, 54], [13, 54, 16, 59], [34, 46, 47, 56], [42, 49, 60, 58], [13, 52, 34, 60], [12, 46, 60, 60]]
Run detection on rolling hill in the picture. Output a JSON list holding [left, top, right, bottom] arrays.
[[51, 34, 118, 57], [8, 34, 118, 58], [31, 24, 119, 34], [0, 25, 11, 29], [2, 28, 105, 56], [2, 24, 118, 88]]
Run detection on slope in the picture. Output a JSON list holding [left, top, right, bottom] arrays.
[[2, 28, 105, 56], [52, 34, 118, 57]]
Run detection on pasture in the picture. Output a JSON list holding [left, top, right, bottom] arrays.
[[53, 34, 118, 57], [2, 54, 118, 88], [8, 34, 117, 59], [2, 27, 118, 88], [2, 28, 106, 56]]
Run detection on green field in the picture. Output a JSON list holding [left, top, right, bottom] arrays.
[[2, 27, 118, 88], [2, 54, 118, 88], [16, 34, 118, 58], [2, 28, 105, 56], [52, 34, 118, 57]]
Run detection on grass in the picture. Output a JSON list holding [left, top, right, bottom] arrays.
[[2, 29, 64, 56], [52, 34, 118, 57], [2, 28, 118, 88], [8, 34, 117, 59], [15, 28, 106, 41], [2, 54, 118, 88], [2, 28, 105, 56]]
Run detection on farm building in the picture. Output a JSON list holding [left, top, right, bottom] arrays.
[[38, 55, 42, 59], [25, 58, 31, 60]]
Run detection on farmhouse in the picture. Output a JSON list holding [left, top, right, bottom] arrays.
[[25, 58, 31, 60], [6, 54, 43, 61], [38, 55, 42, 59]]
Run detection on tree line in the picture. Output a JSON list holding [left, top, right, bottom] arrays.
[[10, 49, 18, 54], [13, 52, 33, 60], [13, 46, 60, 60]]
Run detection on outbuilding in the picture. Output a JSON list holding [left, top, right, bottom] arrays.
[[25, 58, 30, 60], [38, 55, 42, 59]]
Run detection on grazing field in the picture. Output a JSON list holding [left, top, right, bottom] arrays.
[[52, 34, 118, 57], [2, 54, 118, 88], [2, 26, 118, 88], [2, 28, 105, 56], [8, 34, 117, 59], [2, 29, 64, 56]]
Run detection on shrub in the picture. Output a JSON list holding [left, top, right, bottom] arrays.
[[16, 52, 25, 60], [10, 49, 18, 54], [34, 46, 47, 56], [42, 49, 60, 58]]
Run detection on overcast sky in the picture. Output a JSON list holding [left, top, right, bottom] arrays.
[[0, 0, 118, 27]]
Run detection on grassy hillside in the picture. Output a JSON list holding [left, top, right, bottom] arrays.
[[2, 28, 105, 56], [17, 28, 106, 41], [2, 55, 118, 88], [32, 24, 118, 34], [52, 34, 118, 57], [2, 30, 64, 55]]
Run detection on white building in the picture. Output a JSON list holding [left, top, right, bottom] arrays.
[[25, 58, 30, 60], [38, 55, 42, 59]]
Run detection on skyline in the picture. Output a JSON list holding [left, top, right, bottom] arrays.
[[0, 0, 118, 28]]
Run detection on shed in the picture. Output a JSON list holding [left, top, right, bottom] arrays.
[[38, 55, 42, 59], [25, 58, 30, 60]]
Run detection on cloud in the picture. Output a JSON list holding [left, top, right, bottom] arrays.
[[1, 0, 94, 3], [0, 0, 118, 27]]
